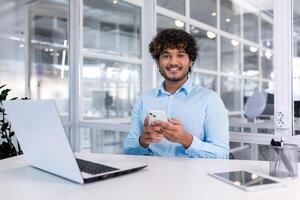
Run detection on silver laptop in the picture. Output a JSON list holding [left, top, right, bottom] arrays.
[[3, 100, 147, 184]]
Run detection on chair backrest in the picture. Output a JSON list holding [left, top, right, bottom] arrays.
[[244, 92, 267, 120]]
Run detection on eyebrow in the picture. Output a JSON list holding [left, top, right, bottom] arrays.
[[160, 49, 187, 54]]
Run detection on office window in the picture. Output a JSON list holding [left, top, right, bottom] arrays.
[[157, 14, 185, 33], [243, 7, 259, 43], [79, 127, 127, 153], [190, 0, 217, 27], [157, 0, 185, 16], [243, 79, 259, 107], [193, 73, 217, 91], [220, 0, 241, 36], [221, 37, 241, 75], [261, 19, 273, 48], [262, 50, 273, 79], [221, 77, 241, 111], [29, 1, 69, 117], [243, 44, 259, 78], [190, 26, 217, 71], [293, 0, 300, 134], [83, 0, 141, 58], [82, 58, 140, 120], [0, 0, 25, 98]]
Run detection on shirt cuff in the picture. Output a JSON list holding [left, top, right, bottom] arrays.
[[184, 135, 203, 156], [135, 136, 150, 154]]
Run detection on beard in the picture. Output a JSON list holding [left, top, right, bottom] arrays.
[[158, 65, 190, 82]]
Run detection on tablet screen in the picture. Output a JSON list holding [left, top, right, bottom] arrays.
[[212, 170, 278, 187]]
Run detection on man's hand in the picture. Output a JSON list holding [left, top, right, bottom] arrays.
[[139, 116, 164, 148], [155, 118, 193, 149]]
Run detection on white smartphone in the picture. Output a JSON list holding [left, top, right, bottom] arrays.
[[148, 110, 168, 124]]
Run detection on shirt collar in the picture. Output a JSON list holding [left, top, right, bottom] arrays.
[[157, 76, 193, 96]]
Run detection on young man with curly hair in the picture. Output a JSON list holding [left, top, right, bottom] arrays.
[[123, 29, 229, 158]]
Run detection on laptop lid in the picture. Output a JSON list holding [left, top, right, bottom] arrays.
[[3, 100, 84, 184]]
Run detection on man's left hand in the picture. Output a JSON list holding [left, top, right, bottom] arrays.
[[154, 118, 193, 149]]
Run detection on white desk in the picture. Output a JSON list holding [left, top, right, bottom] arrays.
[[1, 153, 300, 200]]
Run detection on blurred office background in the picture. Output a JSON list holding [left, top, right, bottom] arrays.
[[0, 0, 300, 160]]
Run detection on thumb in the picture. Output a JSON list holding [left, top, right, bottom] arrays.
[[144, 116, 150, 127]]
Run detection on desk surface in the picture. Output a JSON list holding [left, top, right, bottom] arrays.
[[1, 153, 300, 200]]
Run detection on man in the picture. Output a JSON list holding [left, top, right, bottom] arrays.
[[123, 29, 229, 158]]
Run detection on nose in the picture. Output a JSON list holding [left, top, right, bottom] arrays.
[[170, 56, 178, 65]]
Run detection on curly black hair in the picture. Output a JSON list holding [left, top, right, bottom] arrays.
[[148, 29, 198, 65]]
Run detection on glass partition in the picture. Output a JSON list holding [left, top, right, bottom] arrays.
[[220, 0, 241, 36], [28, 0, 69, 118], [0, 0, 26, 98], [190, 0, 217, 27], [293, 0, 300, 135], [83, 0, 141, 58], [190, 26, 217, 71], [157, 0, 185, 15], [82, 58, 140, 120]]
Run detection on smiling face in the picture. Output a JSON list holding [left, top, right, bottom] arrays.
[[157, 48, 192, 83]]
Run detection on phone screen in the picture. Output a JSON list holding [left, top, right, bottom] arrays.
[[213, 170, 278, 187]]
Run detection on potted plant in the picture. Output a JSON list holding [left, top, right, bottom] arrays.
[[0, 84, 23, 159]]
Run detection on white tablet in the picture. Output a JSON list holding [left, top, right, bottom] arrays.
[[209, 170, 285, 192]]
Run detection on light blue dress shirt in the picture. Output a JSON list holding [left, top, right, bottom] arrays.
[[123, 76, 229, 159]]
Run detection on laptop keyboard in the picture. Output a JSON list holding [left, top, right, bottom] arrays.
[[76, 158, 119, 175]]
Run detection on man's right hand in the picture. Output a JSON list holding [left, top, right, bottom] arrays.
[[139, 116, 164, 148]]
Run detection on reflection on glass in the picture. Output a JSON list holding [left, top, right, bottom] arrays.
[[157, 15, 185, 33], [220, 0, 241, 36], [243, 8, 259, 43], [294, 0, 300, 135], [243, 79, 258, 107], [190, 26, 217, 71], [221, 37, 240, 74], [243, 44, 259, 78], [262, 50, 273, 79], [0, 10, 25, 98], [221, 77, 241, 111], [261, 19, 273, 48], [190, 0, 217, 27], [83, 0, 141, 58], [82, 58, 140, 120], [157, 0, 185, 15], [193, 73, 217, 91], [29, 1, 69, 117], [80, 128, 127, 153], [261, 81, 274, 118]]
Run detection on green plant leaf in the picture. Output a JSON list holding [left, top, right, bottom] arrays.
[[0, 95, 7, 101], [9, 131, 15, 137], [1, 135, 6, 139], [0, 88, 11, 96], [1, 122, 9, 132], [10, 97, 18, 100], [0, 84, 6, 90]]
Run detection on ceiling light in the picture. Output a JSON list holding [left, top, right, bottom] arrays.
[[206, 31, 216, 39], [211, 12, 217, 16], [19, 44, 24, 48], [226, 18, 231, 22], [112, 0, 118, 4], [45, 48, 49, 52], [231, 39, 240, 46], [251, 174, 258, 180], [174, 20, 184, 28], [249, 46, 258, 53], [264, 50, 272, 60]]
